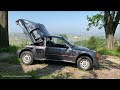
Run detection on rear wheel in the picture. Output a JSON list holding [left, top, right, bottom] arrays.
[[20, 51, 34, 65], [77, 56, 92, 70]]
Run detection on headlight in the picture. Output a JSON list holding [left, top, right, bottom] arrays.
[[96, 53, 99, 58]]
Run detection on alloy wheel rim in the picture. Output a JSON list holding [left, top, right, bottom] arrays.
[[22, 54, 31, 64], [80, 59, 90, 69]]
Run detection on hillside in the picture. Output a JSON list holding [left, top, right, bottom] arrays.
[[9, 33, 31, 46]]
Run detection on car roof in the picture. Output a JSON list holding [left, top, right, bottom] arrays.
[[43, 35, 64, 38]]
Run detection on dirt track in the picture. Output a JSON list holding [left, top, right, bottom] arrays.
[[0, 53, 120, 79]]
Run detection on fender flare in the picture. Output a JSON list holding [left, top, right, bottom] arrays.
[[18, 48, 32, 58], [76, 53, 93, 63]]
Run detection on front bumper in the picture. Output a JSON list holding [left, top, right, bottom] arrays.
[[92, 53, 101, 69]]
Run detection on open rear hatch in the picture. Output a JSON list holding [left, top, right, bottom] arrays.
[[16, 19, 50, 44]]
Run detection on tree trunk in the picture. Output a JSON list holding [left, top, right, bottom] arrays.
[[104, 25, 116, 50], [0, 11, 9, 47], [104, 11, 118, 50], [106, 33, 114, 50]]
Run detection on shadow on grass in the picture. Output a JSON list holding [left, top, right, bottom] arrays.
[[0, 44, 76, 79], [0, 57, 76, 79], [0, 45, 19, 53], [29, 60, 76, 79], [99, 59, 120, 70]]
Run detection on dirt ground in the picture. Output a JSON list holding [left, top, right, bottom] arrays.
[[0, 53, 120, 79]]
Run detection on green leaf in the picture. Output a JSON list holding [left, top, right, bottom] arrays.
[[86, 12, 103, 31]]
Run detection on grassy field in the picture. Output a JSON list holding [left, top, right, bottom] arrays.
[[0, 53, 120, 79]]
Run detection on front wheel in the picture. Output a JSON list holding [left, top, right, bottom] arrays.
[[77, 56, 92, 70], [20, 51, 34, 65]]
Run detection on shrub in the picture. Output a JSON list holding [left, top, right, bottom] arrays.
[[117, 45, 120, 52], [0, 55, 20, 64], [96, 48, 120, 57], [0, 45, 19, 53], [74, 40, 88, 47], [87, 36, 98, 49]]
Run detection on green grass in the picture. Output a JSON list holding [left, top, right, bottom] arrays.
[[0, 55, 20, 64], [39, 72, 72, 79], [26, 70, 37, 79], [0, 45, 20, 53], [96, 48, 120, 57], [74, 36, 120, 57]]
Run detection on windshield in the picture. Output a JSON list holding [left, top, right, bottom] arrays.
[[63, 37, 74, 47]]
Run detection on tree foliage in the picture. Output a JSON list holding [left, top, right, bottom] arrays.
[[87, 36, 97, 49], [87, 13, 103, 30], [86, 11, 120, 50]]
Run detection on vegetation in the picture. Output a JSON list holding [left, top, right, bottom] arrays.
[[87, 36, 98, 49], [0, 45, 19, 53], [59, 34, 68, 39], [1, 33, 120, 58], [97, 48, 120, 57], [74, 36, 120, 57], [87, 11, 120, 50], [117, 46, 120, 52], [40, 72, 72, 79], [0, 11, 120, 79], [0, 55, 19, 64]]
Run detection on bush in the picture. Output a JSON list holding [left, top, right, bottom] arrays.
[[0, 55, 20, 64], [0, 45, 19, 53], [117, 45, 120, 52], [87, 36, 98, 49], [96, 48, 120, 57], [76, 40, 88, 47]]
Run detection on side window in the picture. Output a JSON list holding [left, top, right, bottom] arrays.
[[53, 38, 65, 45], [46, 37, 69, 48], [53, 37, 69, 48]]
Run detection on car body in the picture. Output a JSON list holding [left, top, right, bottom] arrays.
[[16, 19, 100, 70]]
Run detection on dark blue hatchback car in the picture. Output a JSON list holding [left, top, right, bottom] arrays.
[[16, 19, 100, 70]]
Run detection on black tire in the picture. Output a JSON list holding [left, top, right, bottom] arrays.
[[77, 56, 92, 70], [20, 51, 34, 65]]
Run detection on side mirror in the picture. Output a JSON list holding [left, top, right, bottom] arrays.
[[16, 20, 19, 25], [64, 45, 69, 49], [66, 46, 69, 49]]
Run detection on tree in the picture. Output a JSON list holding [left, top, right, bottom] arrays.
[[87, 11, 120, 50], [87, 36, 97, 49], [0, 11, 9, 47]]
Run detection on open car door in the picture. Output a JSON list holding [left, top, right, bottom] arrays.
[[16, 19, 50, 44]]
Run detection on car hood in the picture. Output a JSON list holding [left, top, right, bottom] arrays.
[[73, 46, 93, 52]]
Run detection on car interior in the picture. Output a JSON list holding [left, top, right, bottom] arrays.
[[46, 37, 69, 48]]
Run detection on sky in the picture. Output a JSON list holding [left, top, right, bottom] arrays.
[[8, 11, 120, 36]]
